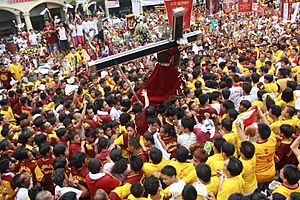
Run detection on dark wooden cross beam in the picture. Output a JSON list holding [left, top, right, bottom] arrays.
[[88, 7, 201, 70]]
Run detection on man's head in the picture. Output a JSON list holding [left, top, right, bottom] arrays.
[[88, 158, 102, 174], [160, 165, 177, 186], [223, 156, 243, 178], [12, 173, 31, 189], [280, 165, 300, 185]]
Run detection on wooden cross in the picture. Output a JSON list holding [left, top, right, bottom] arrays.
[[88, 7, 201, 70]]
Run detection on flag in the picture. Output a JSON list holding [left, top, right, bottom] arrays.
[[238, 0, 253, 13], [234, 106, 258, 127]]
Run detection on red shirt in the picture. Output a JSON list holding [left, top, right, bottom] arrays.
[[95, 149, 109, 164], [71, 166, 89, 188], [84, 118, 100, 129], [0, 70, 12, 89], [275, 141, 299, 170], [85, 172, 120, 197], [37, 157, 55, 193], [69, 143, 81, 158], [43, 25, 58, 44]]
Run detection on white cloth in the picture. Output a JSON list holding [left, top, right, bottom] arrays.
[[153, 132, 170, 160], [90, 19, 99, 35], [193, 181, 208, 199], [236, 94, 257, 110], [177, 132, 197, 150], [15, 188, 29, 200], [58, 27, 68, 40], [82, 21, 91, 34], [103, 162, 130, 182], [55, 185, 82, 199], [110, 107, 122, 123], [169, 180, 186, 200]]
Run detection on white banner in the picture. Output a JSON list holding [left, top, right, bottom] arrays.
[[141, 0, 164, 6], [106, 0, 120, 8], [132, 0, 141, 16]]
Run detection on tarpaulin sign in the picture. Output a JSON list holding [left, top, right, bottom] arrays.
[[238, 0, 252, 12], [223, 1, 234, 15], [164, 0, 193, 30], [281, 0, 300, 21]]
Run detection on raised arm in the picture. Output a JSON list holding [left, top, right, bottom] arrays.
[[291, 135, 300, 157], [141, 89, 149, 108], [46, 9, 53, 23]]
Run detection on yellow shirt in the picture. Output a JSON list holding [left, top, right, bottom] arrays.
[[206, 153, 224, 176], [272, 184, 300, 198], [252, 100, 263, 109], [270, 120, 282, 136], [256, 60, 265, 68], [127, 195, 150, 200], [183, 169, 197, 184], [297, 155, 300, 169], [9, 63, 23, 82], [168, 160, 194, 180], [143, 158, 170, 177], [223, 132, 238, 147], [264, 83, 278, 93], [206, 176, 220, 196], [276, 100, 295, 110], [111, 182, 132, 199], [276, 78, 293, 93], [0, 107, 14, 121], [240, 157, 257, 193], [281, 118, 299, 129], [254, 133, 276, 183], [217, 176, 244, 200]]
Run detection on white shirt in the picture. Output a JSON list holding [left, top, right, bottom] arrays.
[[177, 132, 197, 150], [103, 162, 130, 182], [76, 24, 84, 36], [90, 19, 99, 35], [15, 188, 28, 200], [110, 107, 122, 123], [82, 21, 91, 34], [58, 27, 68, 40], [69, 24, 77, 37], [229, 86, 243, 107], [29, 33, 38, 45], [55, 185, 82, 199], [236, 94, 257, 110]]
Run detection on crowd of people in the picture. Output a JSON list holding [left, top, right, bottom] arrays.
[[0, 1, 299, 200]]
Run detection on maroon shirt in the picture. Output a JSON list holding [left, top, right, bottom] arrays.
[[0, 70, 12, 89], [275, 141, 299, 170]]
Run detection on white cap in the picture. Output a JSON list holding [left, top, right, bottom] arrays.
[[101, 71, 108, 79]]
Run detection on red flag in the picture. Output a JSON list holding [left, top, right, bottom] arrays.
[[164, 0, 193, 30], [223, 1, 234, 15], [235, 106, 258, 127], [238, 0, 253, 13]]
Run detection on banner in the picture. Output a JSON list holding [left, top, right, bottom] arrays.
[[281, 0, 300, 21], [164, 0, 193, 30], [223, 1, 234, 15], [206, 0, 220, 14], [238, 0, 252, 12], [132, 0, 141, 16], [141, 0, 164, 6], [8, 0, 32, 3], [106, 0, 120, 8]]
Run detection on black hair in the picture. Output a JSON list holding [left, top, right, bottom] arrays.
[[174, 146, 189, 163], [280, 124, 294, 138], [144, 134, 155, 145], [221, 118, 232, 132], [28, 186, 42, 200], [130, 183, 144, 198], [199, 94, 209, 106], [70, 152, 86, 169], [53, 144, 67, 157], [285, 106, 296, 118], [130, 154, 144, 172], [34, 133, 47, 147], [161, 165, 177, 177], [227, 156, 243, 177], [283, 164, 300, 185], [223, 100, 234, 111], [18, 130, 33, 145], [149, 147, 163, 164], [270, 193, 286, 200], [181, 117, 194, 132], [213, 136, 226, 153], [182, 185, 197, 200], [270, 105, 282, 118], [51, 168, 65, 187], [119, 113, 131, 126], [125, 121, 136, 129], [59, 191, 77, 200], [109, 148, 122, 162], [264, 74, 273, 83], [56, 128, 68, 139], [257, 90, 267, 101], [196, 163, 211, 183], [228, 193, 246, 200], [39, 144, 51, 156], [282, 88, 294, 103], [242, 82, 252, 94], [221, 142, 235, 157], [88, 158, 102, 174], [0, 158, 10, 173], [239, 100, 251, 110], [222, 88, 231, 100], [161, 124, 176, 137], [128, 137, 140, 150], [290, 192, 300, 200], [53, 157, 67, 170], [143, 176, 160, 196], [111, 159, 128, 174], [240, 141, 255, 159], [258, 123, 271, 140]]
